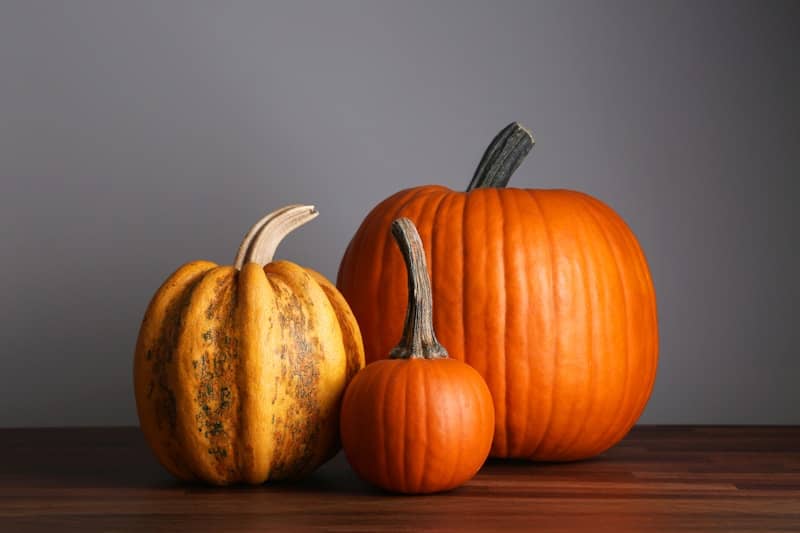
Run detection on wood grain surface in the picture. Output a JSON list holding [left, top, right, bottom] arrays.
[[0, 426, 798, 532]]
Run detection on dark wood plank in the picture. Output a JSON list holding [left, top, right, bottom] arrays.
[[0, 426, 798, 532]]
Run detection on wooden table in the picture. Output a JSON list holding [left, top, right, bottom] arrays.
[[1, 426, 798, 532]]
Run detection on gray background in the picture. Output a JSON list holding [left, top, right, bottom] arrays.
[[1, 1, 798, 427]]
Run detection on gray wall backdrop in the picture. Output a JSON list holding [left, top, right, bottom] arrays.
[[1, 1, 798, 427]]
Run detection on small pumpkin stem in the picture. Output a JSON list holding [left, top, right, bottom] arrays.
[[389, 218, 448, 360], [466, 122, 535, 191], [233, 204, 319, 269]]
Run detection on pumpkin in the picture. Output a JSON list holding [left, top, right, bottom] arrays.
[[134, 205, 365, 485], [337, 123, 658, 461], [340, 218, 494, 494]]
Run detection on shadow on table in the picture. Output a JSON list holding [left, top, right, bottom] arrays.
[[1, 427, 378, 495]]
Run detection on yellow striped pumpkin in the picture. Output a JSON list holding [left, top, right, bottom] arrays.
[[134, 205, 364, 485]]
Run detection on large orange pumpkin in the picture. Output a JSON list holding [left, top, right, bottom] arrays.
[[337, 123, 658, 461]]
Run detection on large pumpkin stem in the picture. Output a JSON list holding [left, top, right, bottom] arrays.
[[466, 122, 535, 191], [389, 218, 448, 360], [233, 204, 318, 269]]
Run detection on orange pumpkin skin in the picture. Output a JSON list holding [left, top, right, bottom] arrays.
[[341, 356, 494, 494], [337, 127, 658, 461]]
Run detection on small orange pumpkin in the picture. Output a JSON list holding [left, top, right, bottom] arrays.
[[340, 218, 494, 494], [338, 123, 658, 461]]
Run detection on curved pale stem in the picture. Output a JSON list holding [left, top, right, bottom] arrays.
[[233, 204, 319, 269], [389, 217, 448, 360]]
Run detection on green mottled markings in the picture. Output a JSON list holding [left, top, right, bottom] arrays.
[[219, 387, 231, 409], [190, 272, 241, 469], [150, 277, 205, 432], [205, 420, 225, 437], [208, 447, 228, 458], [267, 277, 324, 479], [161, 385, 177, 430]]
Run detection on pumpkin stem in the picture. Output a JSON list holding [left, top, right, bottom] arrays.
[[233, 204, 319, 269], [389, 218, 448, 360], [466, 122, 535, 191]]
